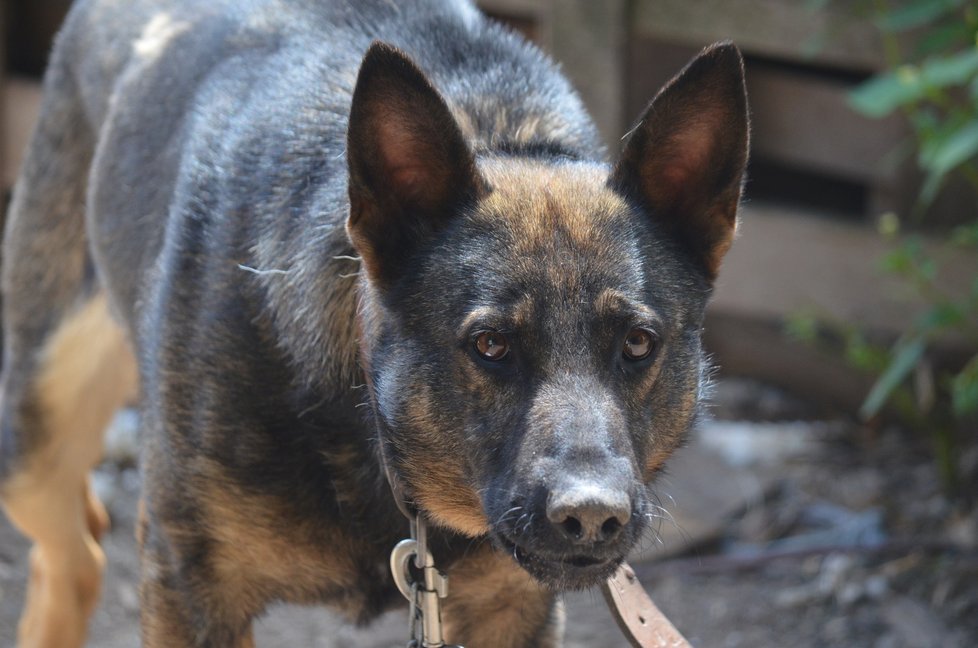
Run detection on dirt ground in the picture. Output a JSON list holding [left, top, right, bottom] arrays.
[[1, 377, 976, 647]]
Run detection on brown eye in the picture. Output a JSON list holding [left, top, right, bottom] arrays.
[[623, 328, 657, 361], [474, 331, 509, 361]]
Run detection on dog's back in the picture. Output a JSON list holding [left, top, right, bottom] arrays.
[[55, 0, 602, 318]]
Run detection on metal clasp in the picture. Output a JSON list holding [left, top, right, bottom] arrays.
[[389, 517, 462, 648]]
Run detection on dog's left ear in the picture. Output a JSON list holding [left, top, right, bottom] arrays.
[[346, 42, 487, 288], [610, 42, 749, 280]]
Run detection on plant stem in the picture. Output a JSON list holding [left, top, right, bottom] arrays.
[[934, 421, 960, 497]]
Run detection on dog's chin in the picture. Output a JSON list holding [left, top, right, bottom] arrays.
[[494, 533, 623, 591]]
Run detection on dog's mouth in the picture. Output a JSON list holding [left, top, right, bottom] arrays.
[[494, 533, 624, 590]]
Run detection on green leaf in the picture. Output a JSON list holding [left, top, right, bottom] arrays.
[[922, 119, 978, 175], [915, 20, 974, 56], [919, 168, 947, 206], [951, 221, 978, 246], [860, 336, 927, 420], [952, 354, 978, 416], [785, 313, 819, 343], [804, 0, 832, 11], [876, 0, 966, 32], [850, 49, 978, 117], [915, 302, 965, 332], [845, 333, 890, 373], [850, 67, 925, 117], [921, 48, 978, 87], [880, 239, 923, 275]]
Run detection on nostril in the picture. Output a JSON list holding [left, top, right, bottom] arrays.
[[560, 516, 583, 540], [600, 516, 623, 540]]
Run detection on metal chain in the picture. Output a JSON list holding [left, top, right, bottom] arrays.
[[389, 516, 463, 648]]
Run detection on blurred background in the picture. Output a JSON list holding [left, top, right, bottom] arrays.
[[0, 1, 976, 646]]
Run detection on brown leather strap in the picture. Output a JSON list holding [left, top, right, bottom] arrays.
[[601, 562, 692, 648]]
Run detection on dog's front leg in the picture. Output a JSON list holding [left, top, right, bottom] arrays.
[[136, 496, 257, 648], [441, 544, 562, 648]]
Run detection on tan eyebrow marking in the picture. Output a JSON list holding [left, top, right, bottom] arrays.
[[457, 294, 535, 339], [594, 288, 658, 323], [458, 306, 501, 339]]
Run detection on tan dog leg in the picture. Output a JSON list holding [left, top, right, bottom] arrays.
[[0, 294, 137, 648]]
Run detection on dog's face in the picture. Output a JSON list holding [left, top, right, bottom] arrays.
[[347, 43, 748, 590]]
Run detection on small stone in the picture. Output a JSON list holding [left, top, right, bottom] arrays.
[[118, 583, 140, 612], [947, 511, 978, 548], [102, 408, 141, 466], [823, 616, 849, 642], [121, 468, 142, 493], [697, 420, 825, 467], [818, 553, 854, 596], [865, 575, 888, 600], [775, 585, 817, 608], [881, 596, 949, 648], [837, 582, 863, 607], [91, 469, 119, 512], [874, 633, 898, 648]]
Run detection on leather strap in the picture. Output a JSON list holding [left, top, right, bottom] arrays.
[[601, 562, 692, 648]]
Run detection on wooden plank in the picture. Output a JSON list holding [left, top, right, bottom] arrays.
[[631, 0, 886, 71], [1, 1, 6, 193], [541, 0, 628, 149], [711, 203, 976, 338], [703, 311, 878, 414], [623, 39, 701, 135], [3, 78, 42, 190], [747, 64, 908, 182], [476, 0, 541, 19]]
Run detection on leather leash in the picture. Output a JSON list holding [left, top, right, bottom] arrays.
[[602, 561, 692, 648]]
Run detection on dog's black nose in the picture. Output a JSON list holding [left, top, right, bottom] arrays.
[[546, 484, 631, 545]]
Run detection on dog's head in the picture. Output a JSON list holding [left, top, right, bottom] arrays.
[[347, 41, 748, 590]]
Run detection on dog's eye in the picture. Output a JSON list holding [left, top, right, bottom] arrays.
[[474, 331, 509, 361], [623, 328, 657, 361]]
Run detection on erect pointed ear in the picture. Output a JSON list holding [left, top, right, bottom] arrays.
[[346, 42, 487, 288], [610, 42, 749, 280]]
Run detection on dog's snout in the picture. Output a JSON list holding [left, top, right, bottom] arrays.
[[546, 484, 631, 545]]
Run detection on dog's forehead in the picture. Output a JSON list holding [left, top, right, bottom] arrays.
[[458, 157, 649, 317], [476, 158, 630, 249]]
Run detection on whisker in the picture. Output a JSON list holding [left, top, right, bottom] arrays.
[[237, 263, 290, 275], [493, 505, 524, 527]]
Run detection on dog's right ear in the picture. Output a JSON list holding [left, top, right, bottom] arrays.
[[346, 42, 486, 288]]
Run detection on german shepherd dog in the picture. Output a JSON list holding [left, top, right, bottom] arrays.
[[0, 0, 748, 645]]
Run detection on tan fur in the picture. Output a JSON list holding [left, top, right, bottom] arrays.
[[479, 159, 628, 253], [200, 475, 365, 613], [138, 475, 370, 646], [442, 546, 560, 648], [401, 385, 489, 536], [411, 466, 488, 536], [1, 293, 137, 648]]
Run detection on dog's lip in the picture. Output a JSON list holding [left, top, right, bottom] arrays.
[[495, 532, 617, 570]]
